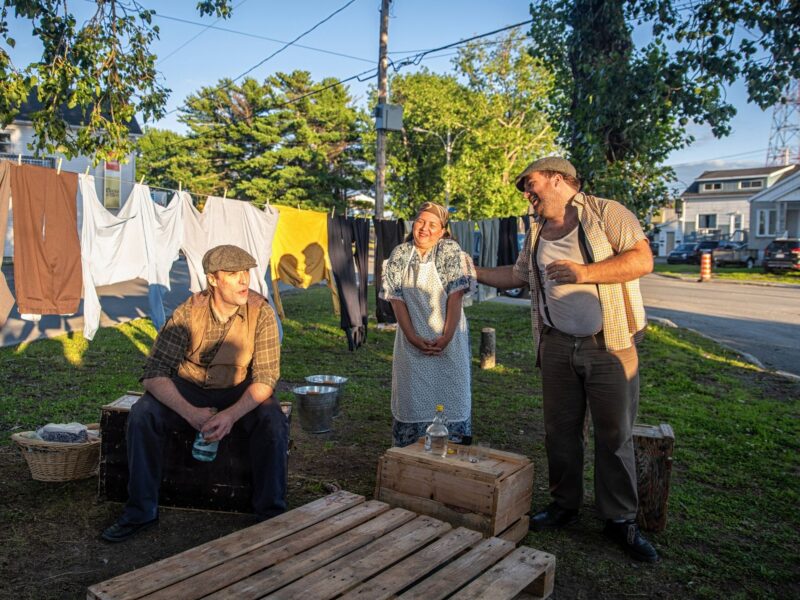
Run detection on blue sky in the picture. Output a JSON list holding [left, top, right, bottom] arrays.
[[6, 0, 778, 189]]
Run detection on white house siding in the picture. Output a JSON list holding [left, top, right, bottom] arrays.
[[749, 170, 800, 252], [680, 195, 751, 239]]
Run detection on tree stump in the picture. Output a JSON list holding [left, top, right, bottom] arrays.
[[634, 423, 675, 532], [480, 327, 496, 369]]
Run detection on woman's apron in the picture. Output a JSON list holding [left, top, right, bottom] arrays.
[[391, 247, 471, 423]]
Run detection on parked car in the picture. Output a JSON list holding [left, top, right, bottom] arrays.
[[666, 240, 719, 265], [762, 238, 800, 273], [712, 242, 759, 268]]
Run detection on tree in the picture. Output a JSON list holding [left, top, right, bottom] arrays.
[[528, 0, 800, 220], [135, 128, 216, 195], [0, 0, 232, 161], [138, 71, 370, 209], [377, 31, 557, 220]]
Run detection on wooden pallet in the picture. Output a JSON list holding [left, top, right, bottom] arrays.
[[88, 491, 555, 600]]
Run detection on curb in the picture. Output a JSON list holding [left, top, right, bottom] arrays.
[[652, 272, 800, 289], [647, 316, 800, 382]]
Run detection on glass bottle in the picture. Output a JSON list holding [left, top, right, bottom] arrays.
[[192, 431, 219, 462], [424, 404, 448, 458]]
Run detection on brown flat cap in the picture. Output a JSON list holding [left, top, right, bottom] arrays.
[[515, 157, 577, 191], [202, 245, 257, 273]]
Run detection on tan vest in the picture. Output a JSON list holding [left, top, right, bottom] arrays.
[[177, 290, 265, 389]]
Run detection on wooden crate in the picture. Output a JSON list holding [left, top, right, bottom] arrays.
[[98, 393, 291, 513], [634, 423, 675, 532], [87, 490, 556, 600], [374, 440, 534, 543]]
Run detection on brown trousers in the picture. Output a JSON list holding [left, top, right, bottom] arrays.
[[539, 326, 640, 520], [0, 162, 13, 327], [11, 163, 81, 315]]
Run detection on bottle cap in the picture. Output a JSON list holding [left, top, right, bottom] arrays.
[[436, 404, 444, 411]]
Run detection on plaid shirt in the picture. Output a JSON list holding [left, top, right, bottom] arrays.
[[514, 192, 647, 355], [142, 298, 280, 389]]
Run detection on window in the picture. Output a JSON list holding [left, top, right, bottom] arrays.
[[0, 131, 10, 153], [733, 214, 743, 230], [701, 182, 722, 192], [740, 180, 763, 189], [756, 209, 777, 237], [698, 214, 717, 229]]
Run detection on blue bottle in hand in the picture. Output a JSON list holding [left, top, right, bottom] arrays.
[[192, 432, 218, 462]]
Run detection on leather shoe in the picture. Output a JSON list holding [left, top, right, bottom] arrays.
[[529, 502, 580, 531], [101, 518, 158, 543], [603, 520, 660, 563]]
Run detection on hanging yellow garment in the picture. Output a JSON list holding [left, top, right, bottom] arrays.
[[270, 205, 339, 318]]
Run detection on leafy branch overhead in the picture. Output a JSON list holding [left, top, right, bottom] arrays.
[[528, 0, 800, 220], [0, 0, 233, 161]]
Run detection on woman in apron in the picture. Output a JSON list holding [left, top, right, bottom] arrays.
[[380, 202, 477, 447]]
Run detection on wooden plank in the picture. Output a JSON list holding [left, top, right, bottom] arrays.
[[87, 491, 364, 600], [397, 536, 515, 600], [456, 546, 556, 600], [496, 515, 530, 545], [493, 462, 534, 533], [265, 515, 452, 600], [141, 501, 391, 600], [205, 508, 417, 600], [338, 527, 483, 600], [378, 459, 496, 514], [382, 446, 510, 481], [376, 487, 491, 536]]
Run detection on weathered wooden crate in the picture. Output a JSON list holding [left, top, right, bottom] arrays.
[[87, 490, 555, 600], [97, 393, 291, 513], [634, 423, 674, 532], [374, 440, 534, 543]]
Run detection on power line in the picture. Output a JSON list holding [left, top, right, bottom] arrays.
[[161, 0, 360, 117], [157, 0, 252, 65], [153, 12, 374, 65]]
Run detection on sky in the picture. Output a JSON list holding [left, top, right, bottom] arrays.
[[5, 0, 781, 191]]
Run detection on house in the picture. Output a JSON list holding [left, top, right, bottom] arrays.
[[652, 165, 799, 256], [749, 167, 800, 252], [1, 92, 142, 258]]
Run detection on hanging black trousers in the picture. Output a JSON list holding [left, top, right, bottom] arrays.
[[327, 216, 369, 350], [373, 218, 405, 323]]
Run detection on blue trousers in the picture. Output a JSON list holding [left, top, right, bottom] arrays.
[[120, 377, 288, 524]]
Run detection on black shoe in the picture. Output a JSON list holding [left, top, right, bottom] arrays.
[[529, 502, 580, 531], [101, 518, 158, 543], [603, 520, 660, 563]]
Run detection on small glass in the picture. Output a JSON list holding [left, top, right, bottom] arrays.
[[470, 441, 490, 463]]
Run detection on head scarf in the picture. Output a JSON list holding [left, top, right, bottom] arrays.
[[416, 201, 449, 230]]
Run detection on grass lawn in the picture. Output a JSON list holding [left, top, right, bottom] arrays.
[[1, 286, 798, 599], [654, 262, 800, 285]]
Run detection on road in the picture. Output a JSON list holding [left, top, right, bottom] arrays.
[[640, 274, 800, 377]]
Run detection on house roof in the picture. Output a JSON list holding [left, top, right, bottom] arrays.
[[14, 89, 142, 135], [695, 166, 791, 180], [681, 164, 799, 197]]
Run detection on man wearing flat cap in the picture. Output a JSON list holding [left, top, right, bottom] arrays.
[[102, 244, 286, 542], [476, 157, 659, 562]]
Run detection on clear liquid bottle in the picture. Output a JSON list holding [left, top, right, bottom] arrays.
[[424, 404, 448, 458], [192, 432, 219, 462]]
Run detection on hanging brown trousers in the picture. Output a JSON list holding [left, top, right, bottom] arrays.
[[11, 162, 81, 316], [0, 162, 14, 327]]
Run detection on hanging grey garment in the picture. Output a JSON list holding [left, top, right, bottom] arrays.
[[477, 218, 500, 302], [449, 220, 474, 255], [389, 243, 472, 424]]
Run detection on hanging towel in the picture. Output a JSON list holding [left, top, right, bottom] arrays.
[[270, 204, 338, 319], [11, 163, 81, 317], [180, 194, 282, 338], [449, 220, 474, 255], [477, 218, 500, 302], [0, 162, 13, 327], [373, 218, 405, 324], [497, 216, 520, 266], [328, 216, 369, 350]]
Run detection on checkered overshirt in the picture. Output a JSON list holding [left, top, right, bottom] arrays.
[[141, 298, 280, 389], [513, 193, 647, 356]]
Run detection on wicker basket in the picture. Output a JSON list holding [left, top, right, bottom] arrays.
[[12, 423, 101, 482]]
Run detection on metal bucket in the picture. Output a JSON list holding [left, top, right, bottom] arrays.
[[304, 375, 348, 417], [292, 386, 338, 433]]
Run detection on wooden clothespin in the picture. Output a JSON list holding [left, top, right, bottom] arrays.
[[17, 154, 21, 165], [223, 188, 228, 199], [331, 206, 336, 218], [139, 175, 145, 185], [56, 158, 63, 175], [84, 165, 90, 175], [178, 181, 182, 193]]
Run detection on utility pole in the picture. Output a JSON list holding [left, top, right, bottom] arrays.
[[374, 0, 391, 219]]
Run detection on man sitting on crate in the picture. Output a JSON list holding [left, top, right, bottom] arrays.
[[101, 245, 287, 543]]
